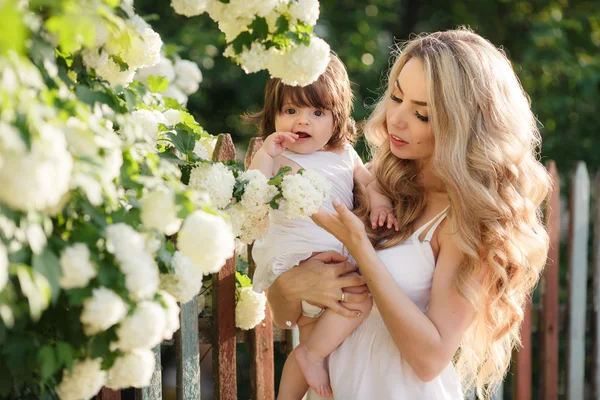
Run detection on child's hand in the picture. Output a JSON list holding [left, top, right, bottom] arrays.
[[261, 131, 299, 158], [370, 205, 399, 231]]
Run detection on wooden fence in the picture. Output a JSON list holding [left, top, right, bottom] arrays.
[[96, 136, 598, 399]]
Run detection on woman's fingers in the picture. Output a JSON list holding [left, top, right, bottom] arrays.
[[338, 273, 366, 288], [313, 250, 348, 264], [339, 291, 369, 304], [327, 302, 363, 318], [332, 260, 358, 275]]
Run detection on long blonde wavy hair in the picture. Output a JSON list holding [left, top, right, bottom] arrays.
[[357, 28, 551, 397]]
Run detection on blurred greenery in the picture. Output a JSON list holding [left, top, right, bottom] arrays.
[[136, 0, 600, 174], [131, 1, 599, 398]]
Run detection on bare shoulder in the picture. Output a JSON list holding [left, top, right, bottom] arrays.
[[434, 219, 464, 272]]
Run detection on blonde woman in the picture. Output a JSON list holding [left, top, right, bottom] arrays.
[[267, 28, 550, 399]]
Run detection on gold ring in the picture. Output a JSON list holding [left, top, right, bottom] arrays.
[[340, 292, 345, 302]]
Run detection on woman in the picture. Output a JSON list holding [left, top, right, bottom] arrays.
[[267, 28, 550, 399]]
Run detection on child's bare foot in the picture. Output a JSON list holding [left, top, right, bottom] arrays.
[[294, 344, 333, 397]]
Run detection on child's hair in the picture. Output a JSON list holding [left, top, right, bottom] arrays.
[[245, 53, 356, 150]]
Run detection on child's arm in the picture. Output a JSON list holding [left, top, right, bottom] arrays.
[[354, 162, 399, 231], [248, 132, 299, 177]]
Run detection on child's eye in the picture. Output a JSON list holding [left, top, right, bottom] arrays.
[[390, 93, 403, 103], [314, 110, 325, 116], [284, 108, 296, 115]]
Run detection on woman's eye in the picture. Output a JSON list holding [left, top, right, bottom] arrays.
[[415, 112, 429, 122], [314, 110, 325, 116], [390, 93, 403, 103]]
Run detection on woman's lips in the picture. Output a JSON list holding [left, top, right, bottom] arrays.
[[390, 133, 408, 146]]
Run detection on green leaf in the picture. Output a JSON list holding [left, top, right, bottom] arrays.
[[232, 31, 253, 54], [158, 150, 187, 166], [122, 88, 138, 111], [32, 250, 61, 304], [249, 17, 269, 41], [97, 263, 124, 288], [66, 286, 93, 307], [167, 129, 196, 153], [275, 15, 290, 35], [0, 0, 27, 55], [268, 166, 291, 186], [232, 179, 248, 202], [269, 193, 283, 209], [235, 272, 252, 288], [148, 75, 169, 93], [75, 85, 116, 108], [56, 342, 74, 369], [38, 345, 58, 380]]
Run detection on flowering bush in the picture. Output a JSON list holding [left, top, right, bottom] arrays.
[[0, 0, 330, 398]]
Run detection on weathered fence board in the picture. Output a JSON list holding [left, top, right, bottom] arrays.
[[593, 171, 600, 399], [135, 346, 162, 400], [212, 134, 238, 400], [566, 162, 590, 400], [176, 299, 200, 400], [541, 160, 560, 400], [98, 389, 120, 400]]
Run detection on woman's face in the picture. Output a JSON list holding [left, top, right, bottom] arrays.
[[385, 57, 434, 161]]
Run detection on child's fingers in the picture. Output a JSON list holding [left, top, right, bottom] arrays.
[[378, 211, 386, 227], [387, 214, 394, 229]]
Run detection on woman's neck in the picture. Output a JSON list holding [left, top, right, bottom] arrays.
[[416, 159, 447, 196]]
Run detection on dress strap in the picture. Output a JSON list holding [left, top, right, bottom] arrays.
[[412, 206, 450, 242]]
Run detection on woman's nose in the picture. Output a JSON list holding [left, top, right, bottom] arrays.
[[388, 107, 408, 129]]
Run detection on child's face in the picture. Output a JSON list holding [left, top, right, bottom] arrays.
[[274, 95, 334, 154]]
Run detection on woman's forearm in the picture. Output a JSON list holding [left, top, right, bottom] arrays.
[[350, 240, 448, 380]]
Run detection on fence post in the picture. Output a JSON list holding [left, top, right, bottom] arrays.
[[98, 389, 120, 400], [514, 295, 532, 400], [176, 298, 200, 400], [566, 161, 590, 400], [135, 345, 163, 400], [244, 137, 276, 400], [593, 171, 600, 399], [541, 160, 560, 400], [212, 134, 238, 400]]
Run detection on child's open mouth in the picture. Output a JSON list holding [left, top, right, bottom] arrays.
[[296, 132, 311, 139]]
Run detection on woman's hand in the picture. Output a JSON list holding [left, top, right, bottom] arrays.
[[268, 251, 369, 325], [311, 198, 369, 252]]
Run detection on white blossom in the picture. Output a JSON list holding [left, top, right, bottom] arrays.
[[173, 59, 202, 95], [226, 204, 270, 244], [121, 15, 163, 69], [280, 170, 330, 219], [188, 163, 235, 209], [163, 85, 188, 105], [239, 169, 278, 213], [80, 287, 128, 336], [160, 251, 203, 303], [106, 349, 155, 390], [177, 211, 235, 274], [233, 42, 269, 74], [135, 56, 175, 83], [0, 125, 72, 212], [159, 291, 180, 340], [130, 109, 159, 144], [288, 0, 320, 26], [171, 0, 208, 17], [267, 37, 330, 86], [113, 301, 166, 351], [95, 55, 137, 88], [141, 188, 181, 235], [56, 358, 106, 400], [58, 243, 97, 289], [163, 109, 183, 126], [235, 286, 267, 330], [0, 242, 8, 292]]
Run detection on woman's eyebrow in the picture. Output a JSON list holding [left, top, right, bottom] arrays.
[[395, 79, 428, 106]]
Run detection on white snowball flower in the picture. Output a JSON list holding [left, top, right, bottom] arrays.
[[239, 169, 278, 213], [171, 0, 208, 17], [81, 48, 105, 70], [267, 37, 330, 87], [56, 358, 106, 400], [122, 15, 163, 69], [173, 59, 202, 95], [159, 291, 180, 340], [113, 301, 166, 351], [141, 189, 181, 235], [163, 109, 182, 126], [163, 85, 188, 105], [0, 124, 72, 212], [135, 56, 175, 83], [0, 242, 8, 292], [235, 286, 267, 330], [193, 141, 209, 160], [177, 211, 235, 274], [58, 243, 97, 289], [225, 204, 270, 244], [64, 117, 98, 157], [130, 109, 159, 144], [188, 163, 235, 209], [106, 349, 155, 390], [288, 0, 320, 26], [95, 56, 136, 88], [80, 287, 128, 336], [280, 170, 330, 219], [105, 223, 146, 264], [160, 251, 203, 303], [235, 42, 269, 74]]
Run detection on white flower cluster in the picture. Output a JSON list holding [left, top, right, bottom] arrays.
[[58, 244, 97, 290], [239, 170, 278, 213], [171, 0, 330, 87], [80, 287, 128, 336], [136, 56, 203, 106], [235, 286, 267, 330], [226, 203, 271, 244], [188, 163, 235, 209], [81, 11, 163, 88], [160, 251, 204, 303], [106, 349, 156, 390], [141, 188, 182, 235], [280, 169, 330, 219], [56, 358, 106, 400], [105, 223, 160, 300]]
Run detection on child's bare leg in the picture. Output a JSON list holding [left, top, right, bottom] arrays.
[[295, 290, 372, 397], [277, 316, 318, 400]]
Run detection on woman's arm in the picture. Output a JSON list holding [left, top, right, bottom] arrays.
[[267, 251, 369, 328], [312, 201, 475, 381]]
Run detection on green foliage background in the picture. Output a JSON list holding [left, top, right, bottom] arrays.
[[137, 0, 600, 174]]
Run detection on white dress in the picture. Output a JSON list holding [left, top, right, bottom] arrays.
[[252, 144, 361, 294], [308, 207, 463, 400]]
